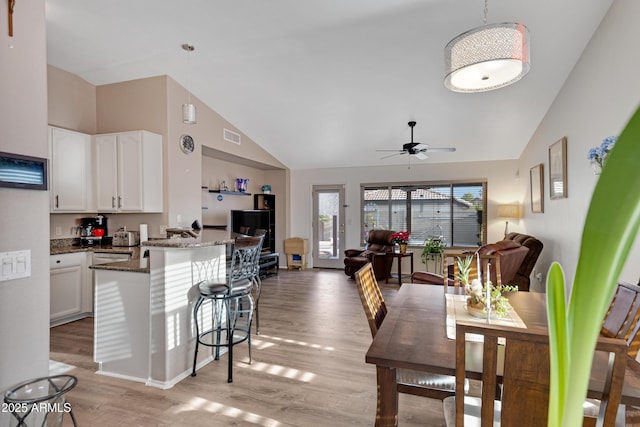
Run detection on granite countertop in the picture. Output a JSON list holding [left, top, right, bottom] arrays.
[[89, 258, 149, 274], [50, 238, 141, 258], [143, 230, 233, 248]]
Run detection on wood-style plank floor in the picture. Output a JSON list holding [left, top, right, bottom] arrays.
[[50, 268, 446, 426]]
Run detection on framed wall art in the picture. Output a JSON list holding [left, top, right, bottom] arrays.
[[549, 137, 567, 199], [530, 163, 544, 213]]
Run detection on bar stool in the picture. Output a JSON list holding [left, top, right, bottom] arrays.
[[191, 235, 263, 383], [3, 374, 78, 427], [252, 229, 267, 334]]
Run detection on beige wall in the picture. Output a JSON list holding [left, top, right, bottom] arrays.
[[290, 159, 521, 272], [518, 0, 640, 291], [0, 0, 50, 395], [48, 70, 289, 239], [47, 65, 97, 134]]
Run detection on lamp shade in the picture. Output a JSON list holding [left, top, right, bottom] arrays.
[[182, 103, 196, 124], [444, 22, 530, 93], [497, 204, 521, 219]]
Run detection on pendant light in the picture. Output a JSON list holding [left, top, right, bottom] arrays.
[[444, 0, 530, 93], [182, 43, 196, 124]]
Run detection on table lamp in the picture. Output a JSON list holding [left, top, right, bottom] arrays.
[[497, 204, 521, 236]]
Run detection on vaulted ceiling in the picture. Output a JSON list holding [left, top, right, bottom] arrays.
[[46, 0, 614, 169]]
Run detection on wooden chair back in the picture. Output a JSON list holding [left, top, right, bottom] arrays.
[[602, 281, 640, 357], [355, 263, 387, 339], [454, 321, 627, 427]]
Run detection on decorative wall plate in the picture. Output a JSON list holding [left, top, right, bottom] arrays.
[[179, 134, 195, 154]]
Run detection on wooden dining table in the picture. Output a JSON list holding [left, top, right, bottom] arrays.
[[365, 284, 640, 426]]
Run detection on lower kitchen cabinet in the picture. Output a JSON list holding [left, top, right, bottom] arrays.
[[50, 252, 91, 326]]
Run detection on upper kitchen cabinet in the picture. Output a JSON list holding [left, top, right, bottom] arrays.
[[49, 126, 94, 212], [94, 131, 163, 213]]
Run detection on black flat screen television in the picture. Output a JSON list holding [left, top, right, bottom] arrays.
[[231, 209, 270, 245], [0, 152, 48, 190]]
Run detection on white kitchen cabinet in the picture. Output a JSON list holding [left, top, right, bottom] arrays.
[[50, 252, 90, 326], [49, 126, 93, 212], [94, 131, 163, 212]]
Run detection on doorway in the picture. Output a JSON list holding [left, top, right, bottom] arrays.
[[312, 185, 345, 269]]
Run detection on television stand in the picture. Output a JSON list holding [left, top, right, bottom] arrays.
[[259, 252, 279, 278]]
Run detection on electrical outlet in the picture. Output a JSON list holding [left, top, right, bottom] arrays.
[[160, 225, 167, 236], [55, 226, 62, 236]]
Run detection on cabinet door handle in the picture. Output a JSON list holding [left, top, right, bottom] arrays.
[[118, 196, 122, 209], [112, 196, 116, 209], [56, 260, 61, 264], [55, 195, 59, 208]]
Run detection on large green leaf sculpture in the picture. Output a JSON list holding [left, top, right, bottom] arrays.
[[547, 106, 640, 426]]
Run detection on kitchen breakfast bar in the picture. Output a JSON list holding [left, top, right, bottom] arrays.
[[91, 231, 233, 389]]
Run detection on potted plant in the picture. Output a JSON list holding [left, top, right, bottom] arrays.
[[419, 237, 445, 273], [547, 107, 640, 426], [390, 231, 410, 253], [421, 237, 445, 264]]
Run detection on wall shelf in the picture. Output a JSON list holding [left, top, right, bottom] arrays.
[[208, 190, 251, 196]]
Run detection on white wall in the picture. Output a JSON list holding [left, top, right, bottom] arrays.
[[518, 0, 640, 291], [289, 159, 520, 271], [0, 0, 50, 397]]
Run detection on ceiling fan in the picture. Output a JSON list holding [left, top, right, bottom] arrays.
[[378, 121, 456, 160]]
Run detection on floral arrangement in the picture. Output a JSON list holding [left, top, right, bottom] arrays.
[[456, 255, 517, 318], [465, 278, 517, 318], [390, 231, 410, 245], [587, 136, 617, 169]]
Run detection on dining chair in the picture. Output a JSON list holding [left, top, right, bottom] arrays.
[[191, 235, 263, 382], [601, 281, 640, 358], [355, 263, 463, 402], [443, 320, 627, 427]]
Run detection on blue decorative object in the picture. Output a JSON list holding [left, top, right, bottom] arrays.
[[217, 194, 223, 201], [588, 136, 617, 174], [261, 184, 272, 194], [236, 178, 249, 192]]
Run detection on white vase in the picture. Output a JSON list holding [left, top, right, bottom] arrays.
[[592, 162, 602, 175]]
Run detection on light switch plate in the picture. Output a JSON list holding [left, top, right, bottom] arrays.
[[0, 250, 31, 282]]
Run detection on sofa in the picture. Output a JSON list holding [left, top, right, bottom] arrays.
[[344, 229, 396, 280], [411, 240, 529, 288], [502, 232, 544, 291]]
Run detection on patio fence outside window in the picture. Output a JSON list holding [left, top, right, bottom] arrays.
[[360, 181, 487, 248]]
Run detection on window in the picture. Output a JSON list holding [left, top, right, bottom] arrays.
[[361, 181, 486, 247]]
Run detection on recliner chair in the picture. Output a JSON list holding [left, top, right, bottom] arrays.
[[411, 240, 529, 288], [344, 229, 395, 280], [502, 232, 543, 291]]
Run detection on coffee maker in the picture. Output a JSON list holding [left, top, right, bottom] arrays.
[[79, 215, 108, 246]]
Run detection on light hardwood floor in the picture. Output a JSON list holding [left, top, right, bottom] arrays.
[[50, 268, 447, 426]]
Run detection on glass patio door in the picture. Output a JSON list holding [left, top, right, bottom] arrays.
[[312, 185, 345, 269]]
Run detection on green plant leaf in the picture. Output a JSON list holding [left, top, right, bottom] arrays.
[[546, 262, 568, 426], [547, 106, 640, 426]]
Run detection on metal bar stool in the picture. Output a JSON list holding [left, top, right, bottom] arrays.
[[191, 235, 263, 382], [3, 374, 78, 427]]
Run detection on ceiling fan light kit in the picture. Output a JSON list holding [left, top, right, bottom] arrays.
[[444, 0, 530, 93], [378, 121, 456, 162]]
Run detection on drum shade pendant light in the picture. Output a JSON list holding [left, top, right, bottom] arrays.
[[182, 43, 196, 124], [444, 0, 530, 93]]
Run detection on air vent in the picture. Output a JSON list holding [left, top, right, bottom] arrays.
[[223, 128, 241, 145]]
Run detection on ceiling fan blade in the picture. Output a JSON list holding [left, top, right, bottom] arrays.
[[427, 147, 456, 152], [376, 149, 404, 152], [413, 143, 428, 150], [380, 152, 405, 160], [414, 152, 428, 160]]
